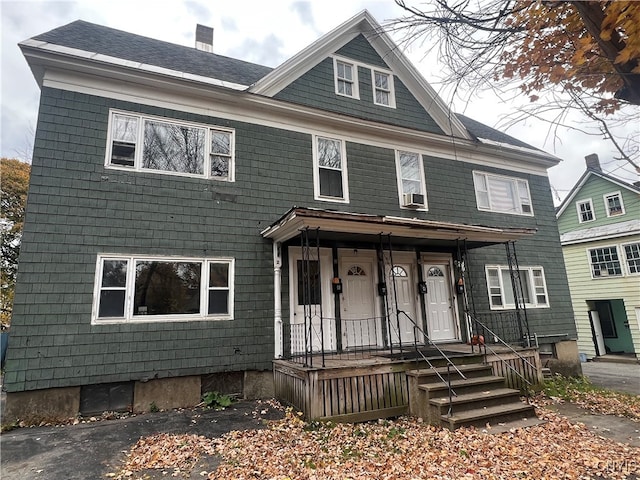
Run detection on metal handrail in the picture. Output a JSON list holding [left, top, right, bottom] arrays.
[[468, 312, 534, 388]]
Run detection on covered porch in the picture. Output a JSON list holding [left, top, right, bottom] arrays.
[[262, 207, 542, 423]]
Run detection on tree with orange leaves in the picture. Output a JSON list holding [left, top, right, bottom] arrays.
[[388, 0, 640, 170]]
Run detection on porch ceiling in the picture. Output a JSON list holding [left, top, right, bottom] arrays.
[[261, 207, 537, 248]]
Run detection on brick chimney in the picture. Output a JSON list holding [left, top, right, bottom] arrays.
[[195, 24, 213, 52], [585, 153, 602, 172]]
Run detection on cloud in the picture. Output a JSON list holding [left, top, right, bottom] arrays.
[[291, 2, 315, 28], [230, 34, 286, 67]]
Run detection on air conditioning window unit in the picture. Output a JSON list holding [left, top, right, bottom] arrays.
[[403, 193, 424, 208]]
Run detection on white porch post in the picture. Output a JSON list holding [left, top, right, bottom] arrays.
[[273, 241, 283, 358]]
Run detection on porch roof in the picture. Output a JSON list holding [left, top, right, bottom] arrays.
[[261, 207, 537, 247]]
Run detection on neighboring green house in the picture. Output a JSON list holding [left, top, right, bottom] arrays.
[[4, 11, 578, 421], [557, 154, 640, 360]]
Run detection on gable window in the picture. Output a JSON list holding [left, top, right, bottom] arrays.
[[313, 135, 349, 202], [588, 246, 622, 278], [372, 70, 395, 107], [604, 192, 625, 217], [623, 243, 640, 274], [106, 111, 234, 181], [395, 150, 427, 209], [473, 172, 532, 216], [485, 266, 549, 309], [334, 58, 359, 99], [576, 199, 595, 223], [93, 255, 234, 323]]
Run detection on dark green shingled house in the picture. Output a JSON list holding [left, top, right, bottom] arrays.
[[4, 11, 579, 423]]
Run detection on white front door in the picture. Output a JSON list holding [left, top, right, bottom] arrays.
[[424, 264, 457, 341], [340, 255, 378, 348], [289, 247, 335, 353], [387, 262, 419, 345]]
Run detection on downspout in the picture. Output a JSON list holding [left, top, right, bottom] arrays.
[[273, 241, 283, 358]]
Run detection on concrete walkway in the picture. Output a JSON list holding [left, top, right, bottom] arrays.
[[581, 361, 640, 395]]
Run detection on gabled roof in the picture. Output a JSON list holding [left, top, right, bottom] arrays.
[[556, 168, 640, 218], [21, 14, 551, 157], [250, 10, 470, 140]]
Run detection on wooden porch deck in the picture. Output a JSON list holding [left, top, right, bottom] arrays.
[[273, 343, 542, 423]]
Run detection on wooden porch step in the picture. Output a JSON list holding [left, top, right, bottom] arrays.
[[407, 364, 493, 383], [429, 387, 522, 416], [441, 401, 537, 430], [419, 375, 506, 396]]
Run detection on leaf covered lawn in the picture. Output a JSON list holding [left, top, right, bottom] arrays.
[[110, 405, 640, 480]]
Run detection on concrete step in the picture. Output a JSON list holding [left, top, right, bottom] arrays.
[[441, 401, 537, 430], [407, 364, 493, 384], [429, 387, 522, 416], [419, 375, 506, 397]]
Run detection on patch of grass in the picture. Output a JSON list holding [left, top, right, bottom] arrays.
[[201, 391, 234, 410], [1, 420, 19, 432], [543, 374, 602, 399], [149, 401, 159, 413]]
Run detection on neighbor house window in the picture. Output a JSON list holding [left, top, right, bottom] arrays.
[[372, 70, 395, 107], [473, 172, 532, 215], [576, 199, 595, 223], [485, 266, 549, 309], [395, 150, 427, 209], [334, 58, 359, 99], [314, 135, 349, 202], [604, 192, 625, 217], [106, 111, 234, 181], [588, 246, 622, 278], [93, 255, 234, 322], [623, 243, 640, 274]]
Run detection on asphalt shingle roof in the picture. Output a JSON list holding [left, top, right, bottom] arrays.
[[31, 20, 541, 153]]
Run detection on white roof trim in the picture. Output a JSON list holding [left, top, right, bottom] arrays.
[[560, 219, 640, 245], [557, 169, 640, 218], [19, 38, 249, 91], [477, 137, 557, 160], [249, 10, 470, 140]]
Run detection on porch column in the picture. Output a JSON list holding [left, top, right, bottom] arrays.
[[273, 241, 283, 358]]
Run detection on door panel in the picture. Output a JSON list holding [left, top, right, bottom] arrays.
[[340, 258, 377, 348], [424, 264, 457, 341], [387, 264, 418, 345]]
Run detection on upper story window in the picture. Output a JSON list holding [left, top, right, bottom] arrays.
[[395, 150, 427, 209], [472, 171, 532, 216], [93, 255, 234, 323], [313, 135, 349, 203], [372, 70, 396, 108], [334, 58, 359, 99], [576, 199, 595, 223], [485, 266, 549, 310], [604, 192, 625, 217], [623, 243, 640, 274], [107, 111, 234, 181], [588, 246, 622, 278]]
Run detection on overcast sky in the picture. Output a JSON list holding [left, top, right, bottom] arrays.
[[1, 0, 638, 205]]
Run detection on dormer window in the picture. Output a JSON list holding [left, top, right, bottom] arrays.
[[576, 199, 595, 223], [604, 192, 625, 217], [334, 58, 359, 99], [372, 70, 395, 108]]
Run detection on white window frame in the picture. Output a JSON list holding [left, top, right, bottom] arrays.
[[604, 191, 625, 217], [622, 242, 640, 275], [105, 110, 235, 181], [371, 69, 396, 108], [472, 171, 533, 216], [312, 135, 350, 203], [485, 265, 550, 310], [92, 254, 234, 324], [333, 57, 359, 100], [587, 246, 623, 279], [576, 199, 596, 223], [395, 150, 428, 210]]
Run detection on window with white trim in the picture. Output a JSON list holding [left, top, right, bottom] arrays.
[[395, 150, 427, 209], [485, 266, 549, 309], [588, 246, 622, 278], [576, 199, 595, 223], [313, 135, 349, 202], [473, 172, 533, 216], [106, 111, 234, 181], [334, 58, 359, 99], [372, 70, 395, 107], [604, 192, 625, 217], [623, 242, 640, 274], [93, 255, 234, 322]]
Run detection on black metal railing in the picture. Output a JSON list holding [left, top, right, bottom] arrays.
[[473, 311, 528, 346]]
